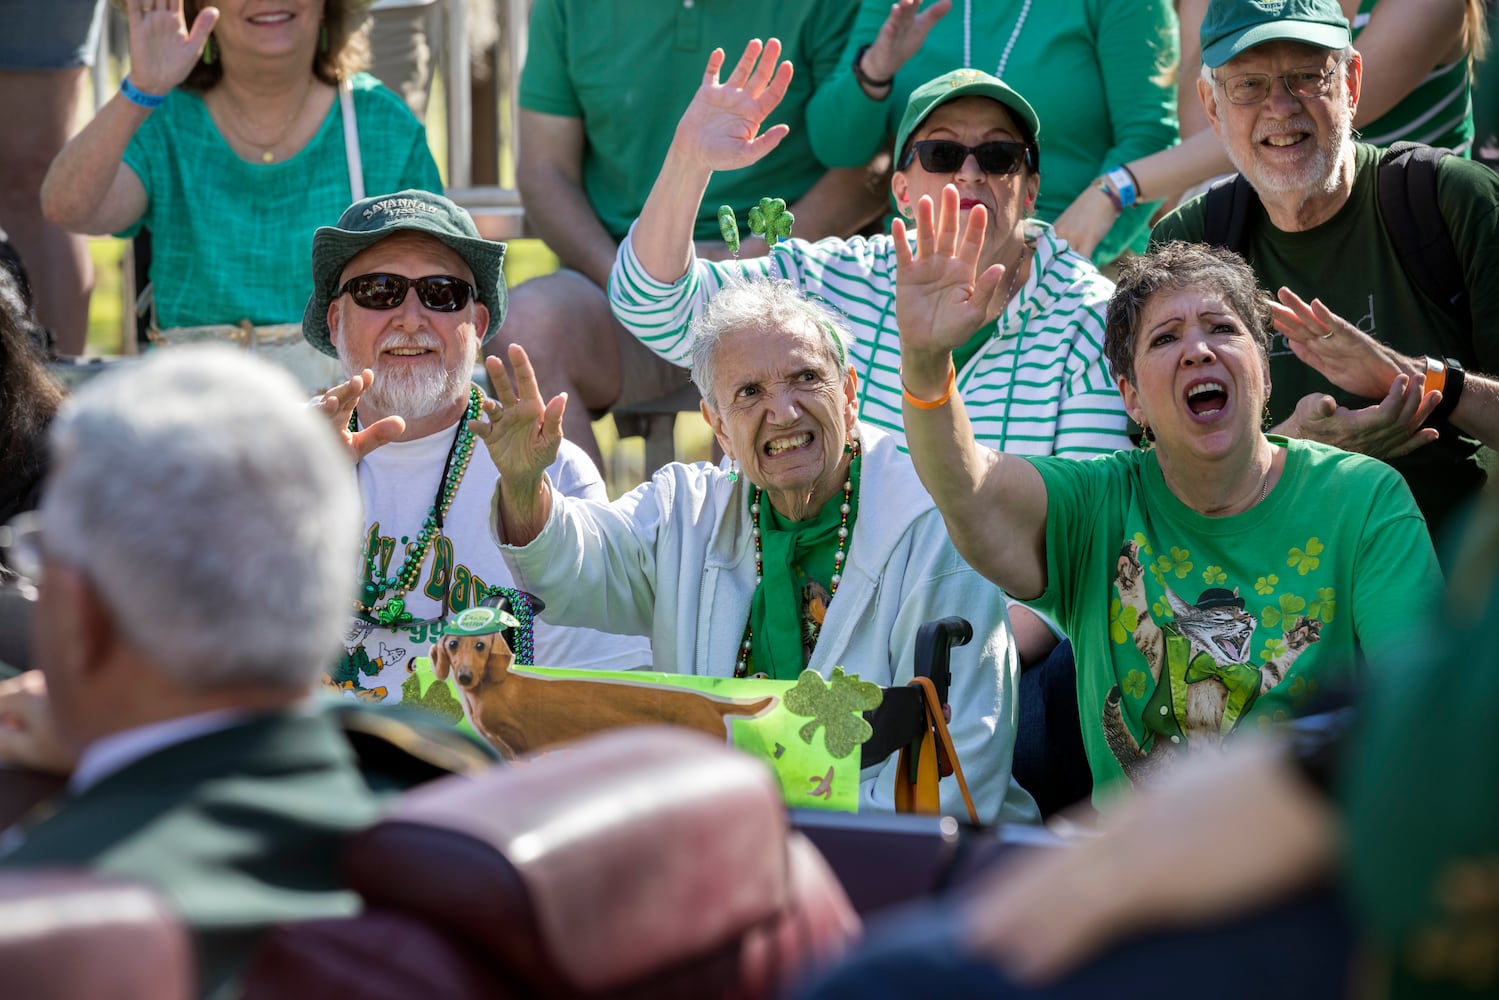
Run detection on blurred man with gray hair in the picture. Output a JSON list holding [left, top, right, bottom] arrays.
[[0, 346, 488, 1000]]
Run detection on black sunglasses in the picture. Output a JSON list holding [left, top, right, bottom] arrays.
[[335, 273, 476, 312], [901, 139, 1032, 176]]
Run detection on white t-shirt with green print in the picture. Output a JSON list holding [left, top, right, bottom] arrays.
[[1028, 437, 1440, 800]]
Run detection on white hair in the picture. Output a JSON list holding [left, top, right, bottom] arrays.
[[41, 346, 362, 691], [689, 279, 851, 411]]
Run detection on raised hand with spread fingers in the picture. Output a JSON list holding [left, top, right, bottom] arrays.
[[472, 344, 567, 547]]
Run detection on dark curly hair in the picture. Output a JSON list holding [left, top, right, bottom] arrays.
[[1103, 241, 1274, 387], [179, 0, 371, 91], [0, 265, 63, 528]]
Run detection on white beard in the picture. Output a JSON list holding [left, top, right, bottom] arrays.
[[336, 321, 479, 421], [1233, 96, 1354, 199]]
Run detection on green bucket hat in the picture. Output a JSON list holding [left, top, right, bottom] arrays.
[[1200, 0, 1351, 68], [303, 189, 508, 358], [893, 69, 1042, 173]]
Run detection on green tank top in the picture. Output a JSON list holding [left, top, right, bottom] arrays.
[[1353, 0, 1474, 154]]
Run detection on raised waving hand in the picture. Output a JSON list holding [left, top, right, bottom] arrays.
[[893, 186, 1007, 388], [125, 0, 220, 96], [672, 38, 796, 174]]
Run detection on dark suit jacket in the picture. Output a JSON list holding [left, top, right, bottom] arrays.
[[0, 705, 491, 999]]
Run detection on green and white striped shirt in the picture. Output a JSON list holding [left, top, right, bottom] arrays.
[[609, 222, 1131, 459], [1352, 1, 1474, 154]]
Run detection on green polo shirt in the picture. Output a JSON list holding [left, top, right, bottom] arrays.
[[518, 0, 854, 242]]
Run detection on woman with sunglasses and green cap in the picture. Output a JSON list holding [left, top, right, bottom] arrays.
[[611, 44, 1133, 668]]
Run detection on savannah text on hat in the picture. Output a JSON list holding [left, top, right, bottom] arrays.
[[302, 188, 509, 358]]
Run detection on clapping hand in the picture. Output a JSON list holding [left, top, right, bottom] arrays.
[[125, 0, 220, 96], [312, 370, 406, 463], [1270, 288, 1440, 458], [1281, 377, 1439, 459], [1271, 288, 1426, 402], [674, 39, 795, 174], [893, 186, 1007, 392]]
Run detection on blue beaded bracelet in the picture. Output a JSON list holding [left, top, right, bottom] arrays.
[[120, 76, 167, 109]]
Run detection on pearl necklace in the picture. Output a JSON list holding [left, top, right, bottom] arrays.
[[964, 0, 1032, 78], [353, 385, 483, 626], [734, 443, 858, 679]]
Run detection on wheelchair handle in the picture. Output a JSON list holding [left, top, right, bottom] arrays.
[[914, 616, 971, 706]]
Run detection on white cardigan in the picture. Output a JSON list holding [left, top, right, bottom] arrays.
[[492, 425, 1038, 824]]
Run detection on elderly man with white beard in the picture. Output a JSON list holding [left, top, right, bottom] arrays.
[[305, 191, 650, 701], [1152, 0, 1499, 551]]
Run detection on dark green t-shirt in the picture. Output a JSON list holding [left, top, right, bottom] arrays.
[[1152, 142, 1499, 542]]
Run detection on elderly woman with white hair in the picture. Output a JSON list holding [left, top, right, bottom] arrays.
[[476, 279, 1038, 824]]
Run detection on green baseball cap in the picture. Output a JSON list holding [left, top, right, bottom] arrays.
[[303, 189, 508, 358], [893, 69, 1041, 172], [441, 605, 520, 637], [1200, 0, 1351, 69]]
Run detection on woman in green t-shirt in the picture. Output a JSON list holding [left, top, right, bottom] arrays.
[[896, 217, 1442, 797], [40, 0, 441, 386]]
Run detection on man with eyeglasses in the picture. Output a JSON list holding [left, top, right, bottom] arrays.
[[304, 190, 650, 706], [0, 347, 494, 999], [1153, 0, 1499, 548]]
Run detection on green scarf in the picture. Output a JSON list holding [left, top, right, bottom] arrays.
[[745, 453, 862, 680]]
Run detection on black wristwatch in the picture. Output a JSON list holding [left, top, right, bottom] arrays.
[[852, 44, 893, 90]]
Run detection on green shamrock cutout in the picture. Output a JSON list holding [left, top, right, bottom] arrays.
[[399, 670, 464, 725], [747, 197, 795, 247], [782, 667, 882, 759]]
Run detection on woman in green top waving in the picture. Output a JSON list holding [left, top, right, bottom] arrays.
[[40, 0, 440, 386]]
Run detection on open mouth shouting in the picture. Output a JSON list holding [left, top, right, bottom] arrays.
[[1185, 379, 1229, 419]]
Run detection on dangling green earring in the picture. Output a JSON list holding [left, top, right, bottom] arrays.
[[202, 34, 215, 65], [318, 22, 328, 53]]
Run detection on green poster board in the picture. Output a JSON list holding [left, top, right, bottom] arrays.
[[403, 659, 881, 813]]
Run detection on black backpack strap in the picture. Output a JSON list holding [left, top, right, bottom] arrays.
[[1377, 141, 1469, 327], [1201, 172, 1257, 253]]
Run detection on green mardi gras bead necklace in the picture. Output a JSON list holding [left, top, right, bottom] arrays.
[[734, 441, 858, 680], [353, 384, 483, 626]]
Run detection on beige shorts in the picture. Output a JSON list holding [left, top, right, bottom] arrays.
[[608, 315, 697, 415], [148, 323, 344, 393]]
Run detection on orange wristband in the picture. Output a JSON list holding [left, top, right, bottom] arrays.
[[1423, 356, 1447, 395], [902, 365, 956, 410]]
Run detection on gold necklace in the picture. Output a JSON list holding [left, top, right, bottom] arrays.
[[216, 79, 317, 164]]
